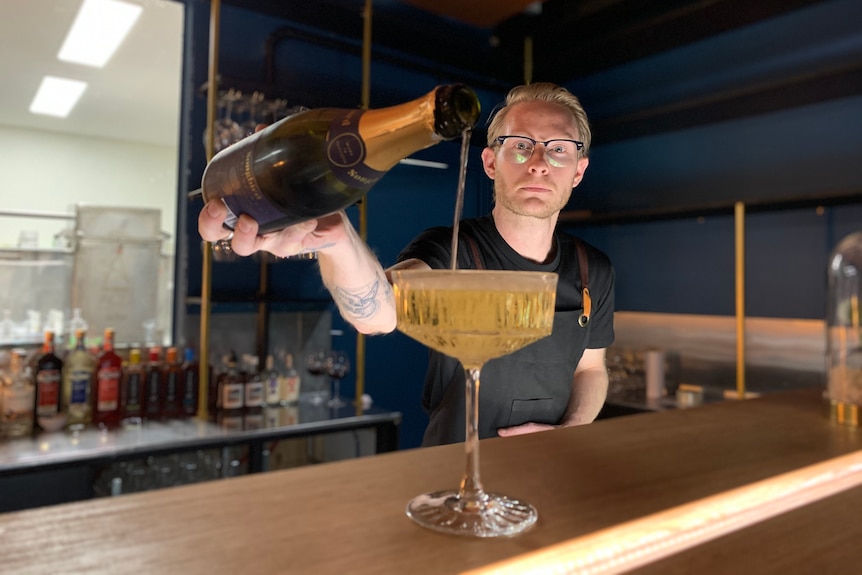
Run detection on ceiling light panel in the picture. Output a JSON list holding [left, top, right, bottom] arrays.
[[29, 76, 88, 117], [58, 0, 143, 68]]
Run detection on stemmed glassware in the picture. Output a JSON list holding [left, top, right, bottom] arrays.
[[391, 269, 558, 538], [326, 351, 350, 408], [305, 349, 329, 406]]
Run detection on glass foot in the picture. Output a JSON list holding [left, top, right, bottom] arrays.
[[406, 490, 537, 538], [327, 395, 348, 408]]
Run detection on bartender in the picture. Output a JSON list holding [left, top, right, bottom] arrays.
[[198, 82, 615, 446]]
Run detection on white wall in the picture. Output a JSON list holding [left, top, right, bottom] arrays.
[[0, 125, 178, 254]]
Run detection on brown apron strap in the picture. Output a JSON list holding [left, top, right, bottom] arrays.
[[463, 232, 485, 270], [575, 239, 591, 328]]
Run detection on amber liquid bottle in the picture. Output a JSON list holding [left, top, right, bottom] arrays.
[[160, 347, 183, 419], [143, 347, 163, 421], [33, 330, 64, 433], [92, 328, 122, 429], [201, 84, 480, 234], [180, 347, 201, 417], [120, 348, 145, 422]]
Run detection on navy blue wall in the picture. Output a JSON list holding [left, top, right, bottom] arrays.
[[179, 0, 861, 449]]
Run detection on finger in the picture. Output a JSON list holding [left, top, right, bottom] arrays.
[[198, 200, 231, 241], [228, 214, 261, 256]]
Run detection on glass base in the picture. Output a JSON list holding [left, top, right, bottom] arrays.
[[327, 395, 348, 408], [406, 490, 537, 538]]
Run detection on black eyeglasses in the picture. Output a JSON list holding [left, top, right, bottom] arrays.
[[494, 135, 584, 167]]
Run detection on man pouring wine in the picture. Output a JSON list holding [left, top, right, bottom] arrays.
[[198, 82, 615, 447]]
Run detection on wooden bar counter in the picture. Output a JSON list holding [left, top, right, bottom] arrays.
[[1, 387, 859, 574]]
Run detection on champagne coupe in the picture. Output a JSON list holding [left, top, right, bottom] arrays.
[[391, 269, 558, 537], [326, 351, 350, 408]]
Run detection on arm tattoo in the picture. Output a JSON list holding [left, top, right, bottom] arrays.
[[334, 279, 386, 319]]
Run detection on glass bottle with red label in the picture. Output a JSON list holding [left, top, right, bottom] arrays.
[[92, 328, 122, 429]]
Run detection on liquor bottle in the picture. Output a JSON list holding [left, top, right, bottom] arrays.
[[160, 347, 183, 419], [120, 348, 145, 422], [280, 353, 301, 406], [201, 84, 481, 234], [33, 330, 64, 432], [1, 350, 35, 438], [180, 347, 200, 417], [92, 328, 122, 429], [143, 347, 163, 421], [264, 354, 280, 406], [243, 354, 265, 411], [63, 328, 94, 430], [216, 352, 243, 430]]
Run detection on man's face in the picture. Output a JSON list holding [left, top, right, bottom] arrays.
[[481, 101, 589, 220]]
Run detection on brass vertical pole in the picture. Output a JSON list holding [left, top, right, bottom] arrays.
[[198, 0, 221, 420], [734, 202, 746, 399], [355, 0, 373, 413], [524, 36, 533, 85]]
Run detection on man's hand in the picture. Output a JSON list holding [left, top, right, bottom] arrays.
[[497, 422, 556, 437], [198, 199, 348, 258]]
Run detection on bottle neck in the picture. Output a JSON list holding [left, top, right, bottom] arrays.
[[358, 91, 442, 172]]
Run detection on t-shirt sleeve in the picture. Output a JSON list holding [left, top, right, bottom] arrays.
[[397, 227, 454, 270], [586, 248, 615, 349]]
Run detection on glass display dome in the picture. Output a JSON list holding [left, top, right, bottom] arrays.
[[826, 231, 862, 426]]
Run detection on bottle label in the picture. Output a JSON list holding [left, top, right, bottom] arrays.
[[222, 382, 244, 409], [2, 387, 34, 416], [208, 139, 288, 231], [265, 374, 280, 404], [36, 370, 60, 415], [125, 372, 143, 413], [326, 109, 386, 190], [96, 367, 121, 411], [245, 381, 264, 407], [69, 369, 92, 405]]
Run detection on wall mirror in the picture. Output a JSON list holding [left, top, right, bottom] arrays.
[[0, 0, 184, 348]]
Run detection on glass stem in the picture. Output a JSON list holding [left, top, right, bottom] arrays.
[[458, 366, 486, 509]]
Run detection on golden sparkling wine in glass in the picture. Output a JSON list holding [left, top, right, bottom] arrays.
[[392, 269, 558, 537]]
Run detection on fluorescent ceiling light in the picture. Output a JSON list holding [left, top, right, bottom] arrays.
[[58, 0, 143, 68], [30, 76, 88, 117]]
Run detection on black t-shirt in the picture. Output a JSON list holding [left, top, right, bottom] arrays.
[[397, 215, 616, 445]]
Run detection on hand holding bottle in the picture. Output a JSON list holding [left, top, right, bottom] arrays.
[[198, 200, 348, 258]]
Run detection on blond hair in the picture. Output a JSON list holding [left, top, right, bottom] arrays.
[[486, 82, 591, 156]]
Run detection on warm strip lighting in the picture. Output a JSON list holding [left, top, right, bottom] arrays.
[[463, 449, 862, 575], [58, 0, 143, 68], [29, 76, 88, 118]]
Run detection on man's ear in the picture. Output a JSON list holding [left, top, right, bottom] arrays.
[[572, 156, 589, 188], [481, 147, 497, 180]]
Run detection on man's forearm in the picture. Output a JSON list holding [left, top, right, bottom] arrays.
[[316, 215, 397, 335], [561, 367, 609, 426]]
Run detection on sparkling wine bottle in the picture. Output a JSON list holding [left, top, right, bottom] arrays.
[[201, 84, 481, 234]]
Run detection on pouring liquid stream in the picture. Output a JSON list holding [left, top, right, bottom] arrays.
[[448, 128, 472, 271]]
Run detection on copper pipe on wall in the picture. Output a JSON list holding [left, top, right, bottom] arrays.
[[734, 201, 746, 399], [355, 0, 373, 413], [198, 0, 221, 420]]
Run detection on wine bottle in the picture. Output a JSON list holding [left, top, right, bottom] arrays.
[[63, 329, 94, 430], [34, 330, 64, 433], [92, 328, 122, 429], [120, 348, 145, 422], [201, 84, 481, 234]]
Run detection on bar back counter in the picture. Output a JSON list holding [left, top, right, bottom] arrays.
[[1, 387, 858, 574]]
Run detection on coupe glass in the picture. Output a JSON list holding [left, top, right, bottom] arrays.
[[391, 269, 558, 537]]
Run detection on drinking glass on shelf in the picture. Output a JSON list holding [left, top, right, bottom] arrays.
[[326, 351, 350, 408], [304, 349, 329, 406], [391, 269, 558, 538]]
